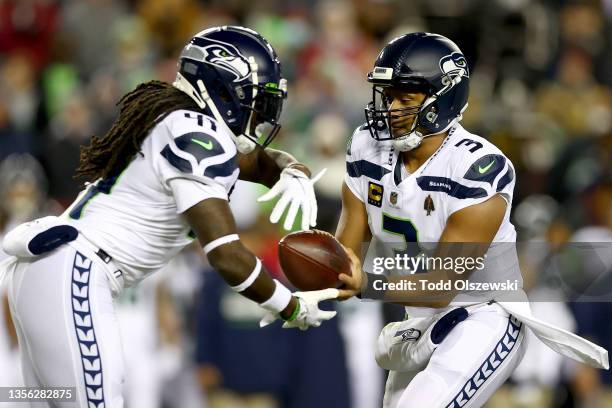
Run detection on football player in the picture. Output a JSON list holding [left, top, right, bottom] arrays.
[[334, 33, 527, 407], [3, 26, 337, 408]]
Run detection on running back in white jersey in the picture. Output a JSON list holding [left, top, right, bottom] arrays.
[[345, 124, 522, 314], [64, 109, 239, 287]]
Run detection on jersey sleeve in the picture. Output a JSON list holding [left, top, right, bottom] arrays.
[[344, 125, 369, 202], [445, 148, 516, 215], [153, 110, 239, 212]]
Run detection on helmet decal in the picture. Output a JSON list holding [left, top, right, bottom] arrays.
[[439, 52, 469, 85], [186, 38, 251, 82]]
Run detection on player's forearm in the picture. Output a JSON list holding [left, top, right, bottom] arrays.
[[208, 245, 298, 319], [185, 199, 298, 318], [336, 183, 371, 257], [263, 148, 311, 183]]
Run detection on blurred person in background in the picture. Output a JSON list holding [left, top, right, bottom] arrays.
[[303, 112, 349, 231], [44, 90, 98, 206], [59, 0, 126, 78], [0, 154, 60, 228], [0, 54, 39, 161], [116, 253, 206, 408], [499, 195, 580, 407], [0, 0, 59, 72], [565, 180, 612, 408], [0, 153, 60, 400]]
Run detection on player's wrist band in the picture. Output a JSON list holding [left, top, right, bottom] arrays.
[[283, 299, 301, 322], [230, 258, 261, 292], [360, 272, 388, 299], [203, 234, 240, 255], [259, 279, 292, 314]]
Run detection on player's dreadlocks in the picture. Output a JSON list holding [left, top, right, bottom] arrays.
[[75, 80, 201, 182]]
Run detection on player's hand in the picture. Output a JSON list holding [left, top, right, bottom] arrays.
[[257, 165, 326, 231], [338, 247, 364, 300], [259, 288, 339, 330]]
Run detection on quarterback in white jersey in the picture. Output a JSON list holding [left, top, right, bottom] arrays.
[[345, 123, 522, 310], [335, 33, 527, 407], [2, 26, 338, 408]]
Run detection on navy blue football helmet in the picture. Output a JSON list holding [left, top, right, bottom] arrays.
[[174, 26, 287, 152], [365, 32, 469, 151]]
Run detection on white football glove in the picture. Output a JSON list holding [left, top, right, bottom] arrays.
[[259, 288, 339, 330], [257, 167, 326, 231]]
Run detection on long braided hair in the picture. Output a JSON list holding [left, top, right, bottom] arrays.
[[75, 80, 201, 182]]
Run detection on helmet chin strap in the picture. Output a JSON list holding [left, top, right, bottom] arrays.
[[391, 83, 468, 153], [391, 74, 468, 152], [392, 132, 424, 152], [173, 73, 257, 154], [392, 115, 463, 152]]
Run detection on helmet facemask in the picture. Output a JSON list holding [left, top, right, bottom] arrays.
[[365, 82, 432, 151], [365, 74, 467, 152], [240, 80, 287, 149]]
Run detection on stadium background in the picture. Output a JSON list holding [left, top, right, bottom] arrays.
[[0, 0, 611, 407]]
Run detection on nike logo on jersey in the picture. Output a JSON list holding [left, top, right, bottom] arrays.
[[192, 138, 214, 150], [478, 161, 495, 174], [464, 154, 506, 185]]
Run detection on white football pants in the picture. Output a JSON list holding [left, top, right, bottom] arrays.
[[7, 239, 124, 408], [383, 302, 526, 408]]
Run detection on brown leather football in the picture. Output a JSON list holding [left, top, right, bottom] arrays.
[[278, 229, 351, 291]]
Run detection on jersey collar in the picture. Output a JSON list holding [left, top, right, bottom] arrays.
[[392, 124, 459, 187]]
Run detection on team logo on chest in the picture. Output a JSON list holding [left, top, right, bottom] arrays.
[[368, 182, 384, 208], [424, 194, 435, 216]]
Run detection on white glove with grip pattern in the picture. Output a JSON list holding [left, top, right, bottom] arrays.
[[257, 167, 326, 231], [259, 288, 339, 330]]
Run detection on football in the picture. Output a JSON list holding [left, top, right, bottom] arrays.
[[278, 229, 351, 291]]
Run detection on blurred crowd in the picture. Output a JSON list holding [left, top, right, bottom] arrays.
[[0, 0, 611, 407]]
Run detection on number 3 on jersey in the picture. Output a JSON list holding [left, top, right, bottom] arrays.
[[382, 213, 420, 256], [382, 213, 426, 273]]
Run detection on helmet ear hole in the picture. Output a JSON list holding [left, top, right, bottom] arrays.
[[424, 107, 438, 124], [214, 82, 232, 103]]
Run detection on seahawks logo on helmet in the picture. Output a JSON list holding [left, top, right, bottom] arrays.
[[203, 42, 250, 82], [188, 38, 251, 82], [439, 52, 469, 85]]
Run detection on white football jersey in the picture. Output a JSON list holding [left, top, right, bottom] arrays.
[[345, 124, 523, 315], [64, 109, 239, 287]]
